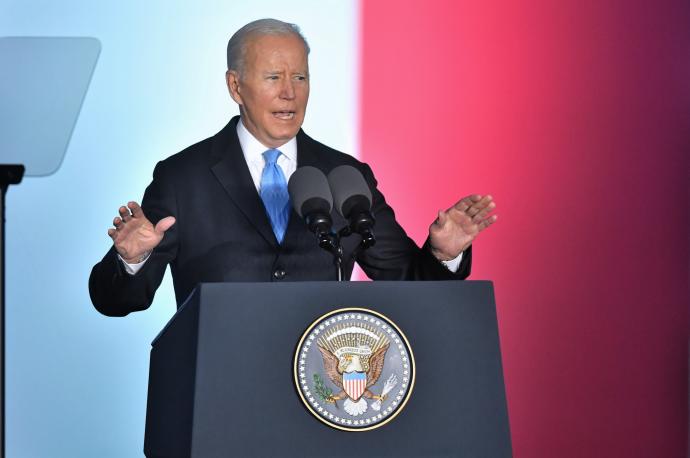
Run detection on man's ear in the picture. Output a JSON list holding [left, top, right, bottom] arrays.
[[226, 70, 242, 105]]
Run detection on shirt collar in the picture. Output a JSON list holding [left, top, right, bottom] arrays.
[[236, 117, 297, 165]]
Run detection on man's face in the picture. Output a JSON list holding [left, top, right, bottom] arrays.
[[226, 33, 310, 148]]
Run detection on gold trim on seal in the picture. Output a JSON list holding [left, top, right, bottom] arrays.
[[293, 307, 416, 432]]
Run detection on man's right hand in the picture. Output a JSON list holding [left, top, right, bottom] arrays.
[[107, 201, 176, 264]]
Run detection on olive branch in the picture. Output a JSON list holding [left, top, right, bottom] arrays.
[[313, 373, 336, 407]]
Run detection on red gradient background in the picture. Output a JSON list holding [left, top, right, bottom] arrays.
[[359, 1, 690, 456]]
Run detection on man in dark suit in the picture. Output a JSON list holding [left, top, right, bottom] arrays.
[[89, 19, 497, 317]]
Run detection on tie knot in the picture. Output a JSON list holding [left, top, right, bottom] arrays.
[[263, 149, 281, 165]]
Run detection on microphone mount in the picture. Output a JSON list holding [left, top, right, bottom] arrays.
[[289, 165, 380, 281]]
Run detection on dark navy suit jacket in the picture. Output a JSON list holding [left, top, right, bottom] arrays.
[[89, 117, 471, 316]]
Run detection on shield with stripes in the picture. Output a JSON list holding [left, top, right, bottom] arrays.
[[342, 371, 367, 401]]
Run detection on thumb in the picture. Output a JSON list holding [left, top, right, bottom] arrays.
[[155, 216, 176, 234], [429, 210, 446, 237], [435, 210, 448, 226]]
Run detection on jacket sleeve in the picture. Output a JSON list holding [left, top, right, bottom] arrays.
[[354, 163, 471, 281], [88, 161, 179, 316]]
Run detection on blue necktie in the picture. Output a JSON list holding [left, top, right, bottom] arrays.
[[259, 149, 290, 243]]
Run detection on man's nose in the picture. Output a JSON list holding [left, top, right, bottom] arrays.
[[280, 80, 296, 100]]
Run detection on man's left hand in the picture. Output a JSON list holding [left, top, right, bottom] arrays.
[[428, 194, 497, 261]]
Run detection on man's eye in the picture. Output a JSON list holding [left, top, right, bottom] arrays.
[[267, 75, 279, 80], [294, 75, 307, 81]]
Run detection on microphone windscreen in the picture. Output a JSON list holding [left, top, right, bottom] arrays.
[[327, 165, 372, 217], [288, 166, 333, 218]]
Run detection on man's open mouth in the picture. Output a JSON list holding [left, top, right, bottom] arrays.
[[273, 111, 295, 120]]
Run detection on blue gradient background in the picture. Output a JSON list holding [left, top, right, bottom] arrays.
[[1, 1, 358, 456]]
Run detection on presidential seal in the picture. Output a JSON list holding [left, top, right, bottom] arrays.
[[294, 308, 415, 431]]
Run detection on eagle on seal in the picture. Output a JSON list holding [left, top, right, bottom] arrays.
[[317, 342, 389, 416]]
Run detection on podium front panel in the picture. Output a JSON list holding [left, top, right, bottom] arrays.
[[145, 281, 511, 457]]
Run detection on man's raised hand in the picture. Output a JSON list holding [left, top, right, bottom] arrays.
[[428, 194, 497, 261], [107, 201, 176, 263]]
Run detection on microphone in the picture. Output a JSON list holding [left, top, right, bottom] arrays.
[[287, 166, 334, 248], [327, 165, 376, 248]]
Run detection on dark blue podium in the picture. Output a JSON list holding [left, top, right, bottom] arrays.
[[144, 281, 512, 457]]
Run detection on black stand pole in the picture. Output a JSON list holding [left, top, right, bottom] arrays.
[[333, 244, 344, 282], [0, 165, 25, 458], [315, 230, 345, 282]]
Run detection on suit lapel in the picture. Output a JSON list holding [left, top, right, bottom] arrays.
[[295, 130, 322, 169], [210, 117, 279, 248]]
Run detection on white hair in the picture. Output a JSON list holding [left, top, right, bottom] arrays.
[[226, 18, 310, 75]]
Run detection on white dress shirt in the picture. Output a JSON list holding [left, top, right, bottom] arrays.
[[120, 118, 461, 274], [236, 117, 297, 191]]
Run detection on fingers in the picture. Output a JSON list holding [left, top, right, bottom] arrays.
[[118, 205, 132, 222], [472, 200, 496, 223], [155, 216, 176, 234], [464, 195, 493, 217], [116, 201, 143, 223], [453, 194, 490, 213], [477, 214, 498, 232], [109, 216, 125, 242], [453, 194, 481, 213], [112, 201, 143, 230], [128, 201, 144, 218], [107, 200, 172, 242], [110, 202, 136, 239], [447, 194, 497, 228]]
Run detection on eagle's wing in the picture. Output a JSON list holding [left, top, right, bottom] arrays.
[[318, 345, 343, 389], [366, 343, 390, 388]]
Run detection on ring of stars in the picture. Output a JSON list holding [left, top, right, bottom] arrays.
[[296, 308, 414, 430]]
